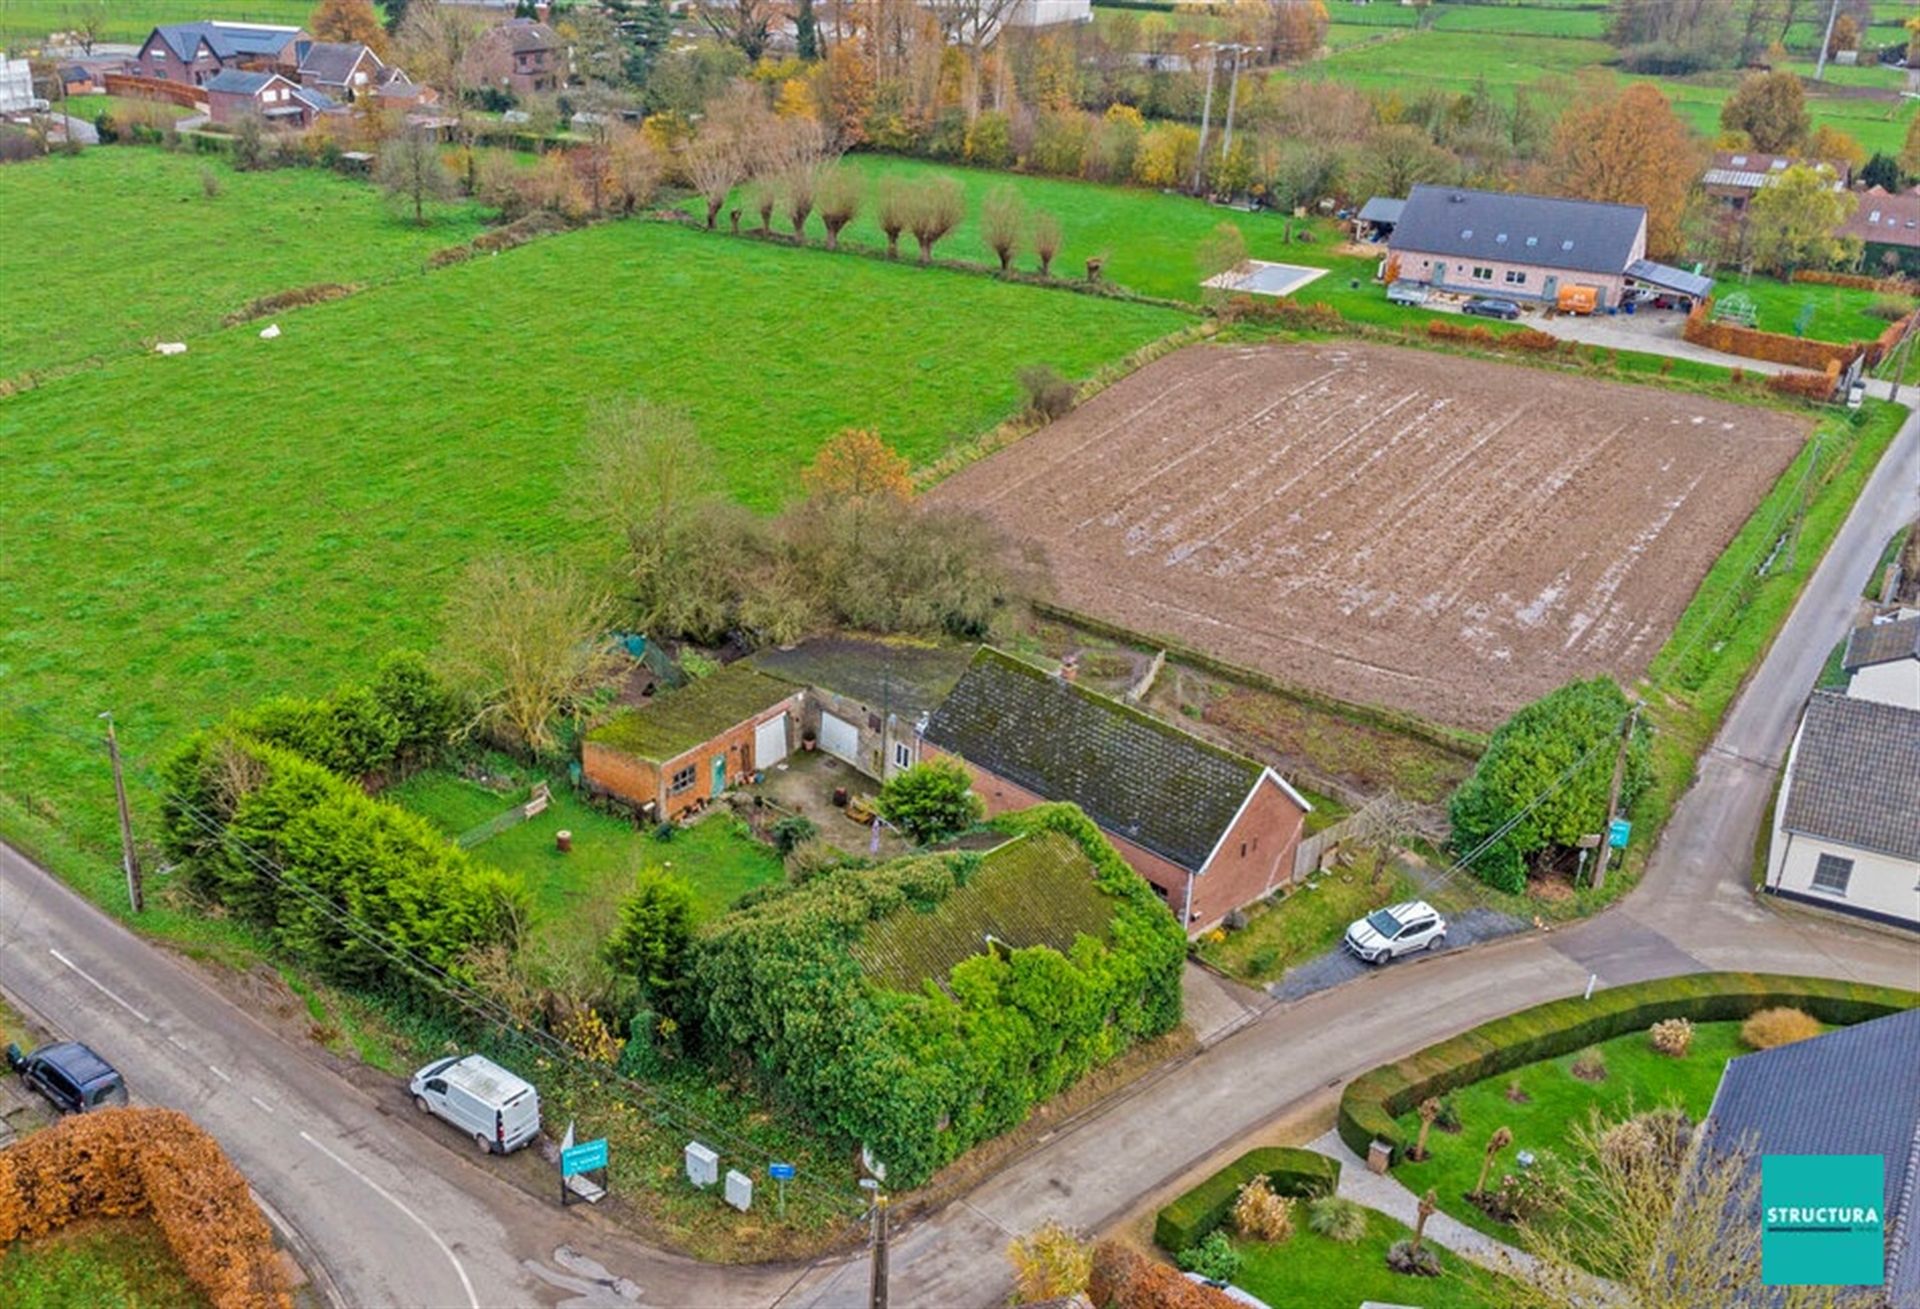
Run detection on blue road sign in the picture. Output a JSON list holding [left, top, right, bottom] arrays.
[[1608, 818, 1631, 850], [562, 1138, 609, 1177], [769, 1162, 796, 1181]]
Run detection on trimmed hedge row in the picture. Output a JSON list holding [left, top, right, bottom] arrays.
[[1152, 1147, 1341, 1252], [1337, 972, 1920, 1164]]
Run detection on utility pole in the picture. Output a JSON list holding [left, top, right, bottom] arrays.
[[1814, 0, 1841, 81], [1591, 703, 1641, 890], [1219, 45, 1252, 163], [1890, 311, 1918, 406], [101, 711, 143, 914], [862, 1180, 889, 1309], [1191, 42, 1222, 194]]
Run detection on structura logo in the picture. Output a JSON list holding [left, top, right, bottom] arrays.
[[1762, 1155, 1885, 1287]]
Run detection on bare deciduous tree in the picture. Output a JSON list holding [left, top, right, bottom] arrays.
[[816, 166, 863, 250], [375, 130, 456, 225], [749, 175, 778, 232], [1030, 208, 1062, 277], [907, 176, 965, 265], [699, 0, 778, 62], [981, 183, 1025, 273], [441, 556, 618, 757], [685, 131, 745, 230], [607, 126, 661, 215]]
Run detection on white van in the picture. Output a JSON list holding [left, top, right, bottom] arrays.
[[409, 1054, 540, 1155]]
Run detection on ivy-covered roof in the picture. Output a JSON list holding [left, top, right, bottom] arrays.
[[586, 663, 795, 763], [924, 648, 1264, 872], [851, 830, 1116, 991]]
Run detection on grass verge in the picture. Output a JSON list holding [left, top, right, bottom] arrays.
[[0, 1217, 208, 1309], [1231, 1209, 1513, 1309]]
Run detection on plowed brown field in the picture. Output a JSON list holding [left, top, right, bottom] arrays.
[[933, 343, 1810, 730]]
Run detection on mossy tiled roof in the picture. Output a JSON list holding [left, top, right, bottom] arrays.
[[924, 648, 1263, 872], [586, 664, 794, 762], [851, 830, 1115, 990]]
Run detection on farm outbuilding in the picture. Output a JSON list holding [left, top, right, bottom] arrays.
[[582, 664, 801, 822], [922, 648, 1310, 935], [753, 636, 971, 782]]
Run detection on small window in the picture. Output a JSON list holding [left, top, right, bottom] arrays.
[[1525, 236, 1538, 247], [668, 764, 697, 795], [1471, 265, 1494, 282], [1870, 209, 1882, 223], [1811, 853, 1853, 896], [1504, 269, 1526, 285], [1560, 239, 1574, 251], [1495, 233, 1507, 244], [893, 741, 912, 770], [1239, 842, 1247, 858]]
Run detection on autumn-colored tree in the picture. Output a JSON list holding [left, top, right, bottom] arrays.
[[311, 0, 388, 56], [1807, 124, 1866, 174], [1720, 70, 1808, 154], [817, 42, 874, 148], [1258, 0, 1328, 64], [1031, 209, 1063, 277], [1747, 164, 1859, 275], [1354, 123, 1454, 202], [1549, 82, 1699, 258], [1007, 1221, 1092, 1304], [1903, 114, 1920, 185], [804, 429, 915, 502], [1828, 12, 1859, 55]]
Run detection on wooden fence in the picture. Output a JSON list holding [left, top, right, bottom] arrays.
[[103, 73, 205, 110]]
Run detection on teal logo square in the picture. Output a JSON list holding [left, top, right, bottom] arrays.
[[1762, 1154, 1884, 1287]]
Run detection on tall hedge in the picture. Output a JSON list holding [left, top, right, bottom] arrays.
[[689, 803, 1186, 1186], [1152, 1147, 1340, 1251], [159, 730, 526, 986], [225, 649, 456, 782], [1337, 972, 1920, 1164]]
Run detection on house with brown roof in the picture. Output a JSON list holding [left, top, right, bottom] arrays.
[[921, 648, 1310, 934], [1701, 150, 1851, 212], [493, 17, 560, 97], [582, 664, 801, 822], [1764, 690, 1920, 931], [1840, 189, 1920, 276]]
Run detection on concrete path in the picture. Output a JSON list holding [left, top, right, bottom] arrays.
[[1308, 1130, 1542, 1280]]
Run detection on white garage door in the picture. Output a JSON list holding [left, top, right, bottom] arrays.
[[754, 715, 789, 771], [818, 711, 860, 764]]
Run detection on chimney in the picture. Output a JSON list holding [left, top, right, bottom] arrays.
[[1059, 654, 1078, 683]]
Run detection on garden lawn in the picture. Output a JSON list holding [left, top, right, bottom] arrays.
[[0, 1218, 208, 1309], [1196, 865, 1419, 985], [0, 215, 1186, 929], [1390, 1020, 1751, 1243], [1715, 275, 1901, 346], [388, 767, 784, 930], [0, 0, 324, 45], [0, 148, 484, 379], [1231, 1209, 1510, 1309]]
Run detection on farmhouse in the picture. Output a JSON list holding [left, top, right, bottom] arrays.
[[753, 636, 971, 782], [1837, 190, 1920, 277], [134, 22, 308, 87], [922, 648, 1310, 933], [204, 70, 341, 129], [1387, 184, 1711, 311], [582, 663, 800, 822], [1700, 1008, 1920, 1307], [1764, 691, 1920, 931], [1842, 613, 1920, 709]]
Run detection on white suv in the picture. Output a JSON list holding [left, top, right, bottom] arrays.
[[1343, 899, 1447, 964]]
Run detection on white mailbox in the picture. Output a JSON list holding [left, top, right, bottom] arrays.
[[725, 1169, 753, 1212], [685, 1141, 719, 1188]]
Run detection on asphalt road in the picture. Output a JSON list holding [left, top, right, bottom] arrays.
[[2, 403, 1915, 1309]]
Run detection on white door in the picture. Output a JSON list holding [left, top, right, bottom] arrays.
[[753, 714, 788, 770], [818, 712, 860, 764]]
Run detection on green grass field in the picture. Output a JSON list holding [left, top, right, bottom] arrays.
[[1231, 1208, 1510, 1309], [1717, 274, 1904, 344], [1195, 865, 1420, 985], [389, 767, 784, 931], [1390, 1021, 1751, 1244], [0, 0, 328, 46], [0, 206, 1185, 913], [0, 1218, 208, 1309], [0, 150, 484, 380]]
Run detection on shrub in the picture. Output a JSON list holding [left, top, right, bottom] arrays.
[[601, 868, 696, 1012], [1649, 1017, 1694, 1057], [784, 835, 844, 881], [556, 1006, 623, 1064], [770, 813, 818, 855], [1018, 365, 1077, 421], [1570, 1047, 1608, 1082], [1306, 1194, 1367, 1243], [200, 166, 221, 198], [1153, 1147, 1340, 1251], [1007, 1220, 1092, 1304], [1742, 1006, 1822, 1049], [0, 1107, 291, 1309], [1176, 1232, 1241, 1282], [1090, 1240, 1238, 1309], [1864, 295, 1916, 321], [1386, 1238, 1442, 1277], [876, 757, 983, 844], [1433, 1096, 1462, 1132], [1231, 1176, 1294, 1241]]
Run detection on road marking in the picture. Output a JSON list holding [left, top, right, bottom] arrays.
[[298, 1130, 479, 1309], [208, 1065, 232, 1083], [249, 1094, 275, 1114], [166, 1033, 191, 1051], [49, 948, 150, 1023]]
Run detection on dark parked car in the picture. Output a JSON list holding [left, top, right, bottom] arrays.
[[1461, 297, 1522, 321], [5, 1041, 128, 1114]]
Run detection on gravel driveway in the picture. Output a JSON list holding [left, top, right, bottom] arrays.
[[1267, 907, 1531, 1003]]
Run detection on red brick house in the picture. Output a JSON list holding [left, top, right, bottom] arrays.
[[133, 21, 307, 87], [582, 665, 800, 822], [923, 648, 1310, 934], [205, 69, 341, 129], [295, 41, 384, 100], [494, 18, 561, 97]]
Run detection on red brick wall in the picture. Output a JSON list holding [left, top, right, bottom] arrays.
[[584, 704, 796, 822], [1186, 776, 1307, 933], [582, 740, 661, 813]]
